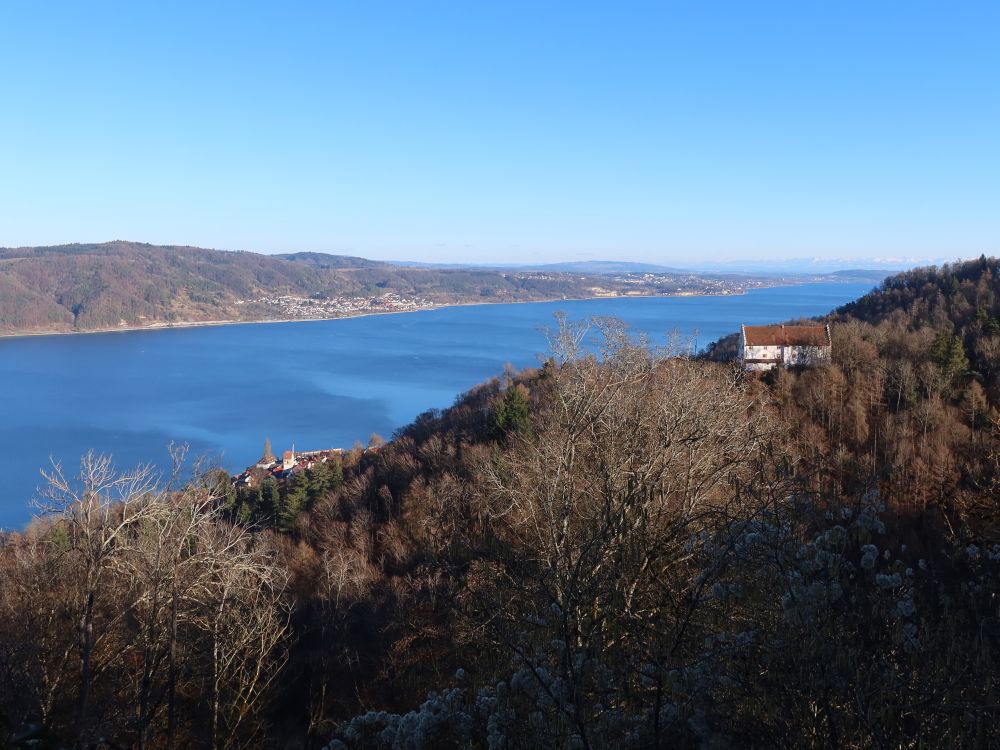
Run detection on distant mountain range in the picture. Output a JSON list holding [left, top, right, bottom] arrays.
[[0, 241, 888, 336], [517, 261, 690, 274], [392, 259, 687, 274], [668, 255, 973, 275], [522, 261, 893, 281], [389, 257, 921, 279]]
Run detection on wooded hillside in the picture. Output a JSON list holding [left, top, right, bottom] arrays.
[[2, 260, 999, 748]]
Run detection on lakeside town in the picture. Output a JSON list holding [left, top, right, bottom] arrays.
[[235, 291, 433, 318], [231, 274, 771, 321]]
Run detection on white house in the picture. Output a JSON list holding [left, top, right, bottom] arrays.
[[739, 324, 831, 371]]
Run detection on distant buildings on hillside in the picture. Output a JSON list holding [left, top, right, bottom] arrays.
[[236, 444, 346, 487], [235, 291, 431, 319], [739, 324, 832, 371], [235, 437, 385, 487]]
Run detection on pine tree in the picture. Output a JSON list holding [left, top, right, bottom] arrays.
[[492, 383, 532, 440], [930, 331, 968, 380], [306, 459, 343, 503], [260, 476, 281, 525], [279, 482, 309, 533]]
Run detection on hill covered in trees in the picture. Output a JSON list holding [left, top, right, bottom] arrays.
[[0, 241, 766, 336], [2, 260, 999, 748]]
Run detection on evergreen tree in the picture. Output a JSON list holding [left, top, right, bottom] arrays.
[[492, 383, 532, 440], [260, 476, 282, 526], [306, 459, 343, 503], [234, 499, 252, 526], [930, 331, 969, 380], [279, 482, 309, 533]]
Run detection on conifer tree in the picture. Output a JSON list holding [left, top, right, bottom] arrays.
[[931, 331, 969, 380], [260, 476, 281, 525], [492, 383, 532, 440], [280, 482, 309, 533]]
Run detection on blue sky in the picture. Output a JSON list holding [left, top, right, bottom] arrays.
[[1, 2, 997, 265]]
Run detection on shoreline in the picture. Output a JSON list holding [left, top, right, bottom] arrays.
[[0, 288, 769, 341]]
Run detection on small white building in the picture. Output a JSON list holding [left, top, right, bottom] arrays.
[[739, 324, 831, 371]]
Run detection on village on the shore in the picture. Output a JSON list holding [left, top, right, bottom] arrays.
[[232, 438, 382, 489], [228, 272, 789, 324], [235, 291, 432, 319], [235, 443, 340, 488]]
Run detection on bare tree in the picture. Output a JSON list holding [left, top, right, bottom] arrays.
[[35, 451, 161, 744], [119, 464, 290, 750], [0, 522, 77, 727], [5, 449, 291, 748], [470, 316, 775, 746], [197, 520, 289, 750]]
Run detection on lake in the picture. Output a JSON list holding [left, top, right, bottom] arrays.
[[0, 282, 871, 528]]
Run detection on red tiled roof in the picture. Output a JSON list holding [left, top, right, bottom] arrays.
[[743, 324, 830, 347]]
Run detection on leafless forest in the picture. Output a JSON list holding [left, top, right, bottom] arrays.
[[2, 259, 999, 748]]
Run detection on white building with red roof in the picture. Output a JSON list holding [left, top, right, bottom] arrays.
[[739, 324, 831, 371]]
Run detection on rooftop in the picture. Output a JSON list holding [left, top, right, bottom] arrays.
[[742, 324, 830, 347]]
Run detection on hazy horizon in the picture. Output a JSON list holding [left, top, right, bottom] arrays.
[[2, 3, 998, 264], [2, 237, 971, 274]]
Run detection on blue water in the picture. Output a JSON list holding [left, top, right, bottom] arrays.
[[0, 283, 870, 527]]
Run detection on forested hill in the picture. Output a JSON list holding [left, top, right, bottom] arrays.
[[706, 254, 1000, 534], [834, 254, 1000, 332], [0, 241, 372, 333], [0, 241, 576, 334], [822, 256, 1000, 392], [0, 241, 769, 336], [707, 255, 1000, 363]]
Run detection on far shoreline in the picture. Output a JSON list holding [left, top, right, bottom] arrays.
[[0, 287, 776, 342]]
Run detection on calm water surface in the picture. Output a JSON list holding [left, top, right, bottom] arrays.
[[0, 283, 870, 527]]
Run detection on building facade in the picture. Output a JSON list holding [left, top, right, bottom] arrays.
[[739, 324, 832, 371]]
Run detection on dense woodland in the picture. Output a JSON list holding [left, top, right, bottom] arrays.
[[2, 258, 1000, 748], [0, 242, 751, 335]]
